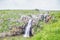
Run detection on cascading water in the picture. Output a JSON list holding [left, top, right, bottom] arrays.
[[23, 19, 32, 37]]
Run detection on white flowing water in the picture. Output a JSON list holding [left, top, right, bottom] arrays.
[[23, 19, 32, 37]]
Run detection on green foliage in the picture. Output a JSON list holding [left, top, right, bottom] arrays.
[[0, 10, 60, 40]]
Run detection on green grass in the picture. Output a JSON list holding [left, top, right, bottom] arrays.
[[31, 20, 60, 40], [0, 10, 60, 40]]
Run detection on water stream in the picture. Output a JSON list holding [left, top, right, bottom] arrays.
[[23, 19, 32, 37]]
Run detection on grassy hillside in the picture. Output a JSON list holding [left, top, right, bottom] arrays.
[[0, 10, 60, 40]]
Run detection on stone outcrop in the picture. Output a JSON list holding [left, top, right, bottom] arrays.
[[0, 13, 52, 38], [0, 25, 26, 38]]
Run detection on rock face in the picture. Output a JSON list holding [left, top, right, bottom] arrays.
[[20, 15, 40, 26], [20, 15, 31, 24], [0, 25, 26, 38], [9, 26, 24, 36]]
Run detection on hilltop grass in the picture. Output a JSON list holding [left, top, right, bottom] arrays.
[[0, 10, 60, 40]]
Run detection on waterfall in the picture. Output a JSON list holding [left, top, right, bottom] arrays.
[[23, 19, 32, 37]]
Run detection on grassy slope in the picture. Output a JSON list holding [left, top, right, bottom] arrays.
[[0, 10, 60, 40], [30, 11, 60, 40]]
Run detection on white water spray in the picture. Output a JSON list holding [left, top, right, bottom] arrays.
[[23, 19, 32, 37]]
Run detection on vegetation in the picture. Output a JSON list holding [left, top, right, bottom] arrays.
[[0, 10, 60, 40]]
